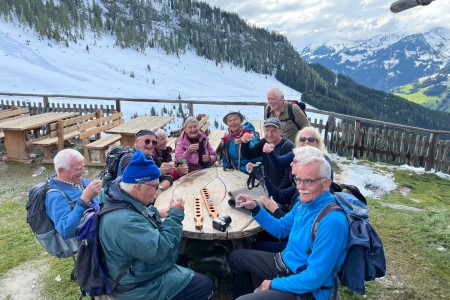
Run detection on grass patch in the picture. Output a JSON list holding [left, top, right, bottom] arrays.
[[0, 158, 449, 299]]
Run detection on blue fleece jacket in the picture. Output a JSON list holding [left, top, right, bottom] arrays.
[[45, 176, 98, 239], [252, 191, 348, 300]]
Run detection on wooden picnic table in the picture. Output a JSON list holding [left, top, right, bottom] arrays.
[[105, 116, 174, 147], [0, 112, 79, 162], [156, 167, 264, 241]]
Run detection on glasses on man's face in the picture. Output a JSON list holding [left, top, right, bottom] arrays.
[[299, 137, 317, 143], [144, 139, 157, 146], [142, 182, 159, 190], [294, 177, 325, 186]]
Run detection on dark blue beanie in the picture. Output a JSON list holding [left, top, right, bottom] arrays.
[[122, 150, 160, 184]]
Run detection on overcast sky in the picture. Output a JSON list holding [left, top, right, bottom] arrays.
[[201, 0, 450, 49]]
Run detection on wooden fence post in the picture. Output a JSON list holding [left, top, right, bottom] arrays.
[[353, 120, 360, 158], [188, 102, 194, 116], [425, 132, 439, 171], [115, 99, 121, 112]]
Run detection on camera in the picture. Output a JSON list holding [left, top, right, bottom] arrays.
[[212, 215, 232, 232], [252, 162, 264, 181]]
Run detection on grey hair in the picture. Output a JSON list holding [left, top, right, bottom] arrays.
[[268, 87, 284, 99], [154, 128, 166, 138], [294, 145, 325, 162], [295, 126, 329, 155], [119, 181, 137, 193], [297, 156, 331, 179], [54, 149, 84, 173], [183, 116, 199, 128]]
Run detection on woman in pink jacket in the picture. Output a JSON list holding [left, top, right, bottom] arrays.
[[175, 117, 217, 173]]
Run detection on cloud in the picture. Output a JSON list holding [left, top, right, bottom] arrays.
[[201, 0, 450, 48]]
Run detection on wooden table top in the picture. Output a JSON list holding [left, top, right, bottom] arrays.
[[105, 116, 174, 135], [156, 167, 264, 240], [0, 112, 79, 131]]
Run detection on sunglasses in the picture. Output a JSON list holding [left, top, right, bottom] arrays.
[[144, 139, 157, 146], [299, 137, 317, 143]]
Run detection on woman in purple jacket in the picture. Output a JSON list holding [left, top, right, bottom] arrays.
[[175, 117, 217, 173]]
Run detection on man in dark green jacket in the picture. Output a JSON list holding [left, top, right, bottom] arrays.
[[99, 150, 214, 300]]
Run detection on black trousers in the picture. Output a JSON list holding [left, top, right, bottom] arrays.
[[172, 272, 214, 300], [228, 249, 314, 300]]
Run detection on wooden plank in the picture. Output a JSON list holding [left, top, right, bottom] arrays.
[[0, 107, 29, 120], [208, 130, 226, 152]]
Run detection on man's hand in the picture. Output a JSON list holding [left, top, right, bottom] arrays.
[[176, 163, 189, 175], [262, 143, 275, 153], [160, 162, 175, 175], [260, 279, 272, 291], [259, 196, 279, 214], [169, 195, 185, 212], [81, 179, 102, 205], [246, 162, 254, 173], [236, 194, 257, 210]]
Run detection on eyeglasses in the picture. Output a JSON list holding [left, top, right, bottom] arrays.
[[299, 137, 317, 143], [144, 139, 157, 146], [294, 177, 326, 186], [142, 182, 159, 189]]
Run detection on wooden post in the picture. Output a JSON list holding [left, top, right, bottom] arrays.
[[353, 120, 360, 158], [425, 132, 439, 171], [115, 99, 121, 112], [57, 119, 65, 151], [188, 102, 194, 116], [43, 96, 49, 110]]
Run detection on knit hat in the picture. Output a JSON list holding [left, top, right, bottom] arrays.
[[223, 111, 244, 124], [264, 117, 281, 129], [135, 129, 156, 138], [122, 150, 161, 184]]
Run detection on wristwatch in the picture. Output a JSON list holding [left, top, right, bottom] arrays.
[[158, 184, 164, 192]]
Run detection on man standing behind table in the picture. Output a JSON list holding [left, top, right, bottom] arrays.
[[228, 156, 349, 300], [46, 149, 101, 241], [99, 150, 214, 300], [265, 87, 310, 143], [241, 118, 295, 191]]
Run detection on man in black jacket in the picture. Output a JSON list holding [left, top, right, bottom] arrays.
[[241, 118, 294, 191]]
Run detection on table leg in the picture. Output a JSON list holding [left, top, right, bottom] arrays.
[[3, 130, 31, 162]]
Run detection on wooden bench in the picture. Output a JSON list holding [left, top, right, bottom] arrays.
[[249, 120, 264, 137], [197, 114, 210, 134], [32, 111, 99, 163], [0, 107, 30, 141], [79, 112, 124, 166], [207, 130, 227, 153]]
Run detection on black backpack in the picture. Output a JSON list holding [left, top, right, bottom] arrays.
[[76, 201, 160, 296], [266, 100, 307, 130], [26, 179, 78, 258], [99, 146, 133, 186]]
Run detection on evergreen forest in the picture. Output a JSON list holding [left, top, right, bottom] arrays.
[[1, 0, 449, 131]]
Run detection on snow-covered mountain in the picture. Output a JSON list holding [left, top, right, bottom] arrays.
[[299, 28, 450, 91]]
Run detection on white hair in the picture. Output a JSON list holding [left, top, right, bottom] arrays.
[[298, 156, 331, 179], [154, 128, 166, 138], [119, 181, 137, 193], [183, 116, 199, 128], [268, 87, 284, 98], [293, 145, 324, 162], [54, 149, 84, 173]]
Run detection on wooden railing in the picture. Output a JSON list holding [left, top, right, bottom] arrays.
[[1, 92, 449, 174]]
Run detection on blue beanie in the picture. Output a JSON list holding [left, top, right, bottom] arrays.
[[122, 150, 161, 184]]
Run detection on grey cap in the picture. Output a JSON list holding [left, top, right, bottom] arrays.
[[223, 111, 244, 124], [263, 117, 281, 129]]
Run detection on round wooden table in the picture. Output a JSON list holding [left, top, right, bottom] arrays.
[[156, 167, 265, 240]]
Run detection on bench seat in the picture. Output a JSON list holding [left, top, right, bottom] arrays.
[[207, 130, 226, 153], [84, 134, 122, 166]]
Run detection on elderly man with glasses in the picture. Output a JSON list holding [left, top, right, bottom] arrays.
[[228, 150, 349, 300], [118, 129, 174, 196]]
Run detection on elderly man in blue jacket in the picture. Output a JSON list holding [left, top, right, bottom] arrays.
[[99, 150, 214, 300], [228, 155, 349, 300]]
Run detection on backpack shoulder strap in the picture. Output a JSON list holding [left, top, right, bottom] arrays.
[[47, 187, 74, 208], [265, 105, 271, 119], [311, 202, 343, 243], [99, 202, 161, 229], [286, 102, 301, 130]]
